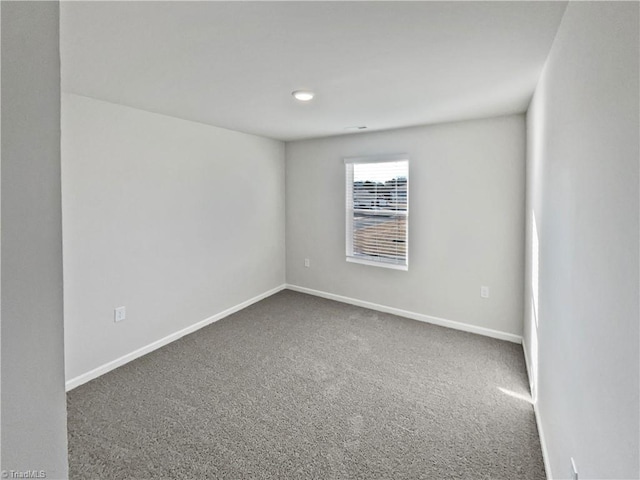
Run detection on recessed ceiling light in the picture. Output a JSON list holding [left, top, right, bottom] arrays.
[[292, 90, 315, 102]]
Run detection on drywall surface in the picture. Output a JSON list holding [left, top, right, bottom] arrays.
[[62, 94, 285, 381], [0, 3, 3, 468], [525, 2, 639, 478], [286, 115, 525, 337], [1, 2, 69, 477]]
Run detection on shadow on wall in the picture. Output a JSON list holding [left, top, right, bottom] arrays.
[[530, 212, 540, 403]]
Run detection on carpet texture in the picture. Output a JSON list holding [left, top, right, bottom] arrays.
[[67, 290, 545, 479]]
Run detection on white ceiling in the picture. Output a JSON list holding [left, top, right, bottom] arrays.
[[61, 1, 567, 141]]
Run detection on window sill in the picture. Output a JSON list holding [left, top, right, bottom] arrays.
[[346, 256, 408, 271]]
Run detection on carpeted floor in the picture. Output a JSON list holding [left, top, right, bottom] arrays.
[[67, 290, 545, 480]]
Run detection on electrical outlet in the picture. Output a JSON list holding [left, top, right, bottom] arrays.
[[480, 286, 490, 298], [570, 458, 578, 480], [304, 258, 310, 268], [114, 306, 126, 323]]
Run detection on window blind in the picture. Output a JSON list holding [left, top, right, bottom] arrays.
[[345, 155, 409, 270]]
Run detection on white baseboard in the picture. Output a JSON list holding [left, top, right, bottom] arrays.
[[522, 339, 551, 480], [286, 284, 522, 344], [65, 284, 287, 391], [533, 400, 552, 479]]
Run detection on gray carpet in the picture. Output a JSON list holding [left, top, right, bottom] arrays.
[[67, 290, 545, 480]]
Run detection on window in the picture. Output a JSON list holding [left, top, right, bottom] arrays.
[[345, 154, 409, 270]]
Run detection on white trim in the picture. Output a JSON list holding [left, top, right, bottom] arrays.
[[533, 398, 552, 479], [346, 256, 408, 271], [65, 284, 287, 391], [522, 339, 551, 480], [343, 153, 408, 164], [286, 284, 522, 344]]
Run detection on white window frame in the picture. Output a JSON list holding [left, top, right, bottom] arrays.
[[345, 154, 409, 271]]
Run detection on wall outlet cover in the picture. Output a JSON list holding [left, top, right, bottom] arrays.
[[114, 306, 126, 322]]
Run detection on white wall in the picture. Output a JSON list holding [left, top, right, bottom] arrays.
[[62, 94, 285, 383], [524, 2, 639, 479], [1, 2, 69, 477], [286, 115, 525, 338], [0, 3, 3, 469]]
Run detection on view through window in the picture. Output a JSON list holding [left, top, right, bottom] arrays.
[[345, 156, 409, 270]]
